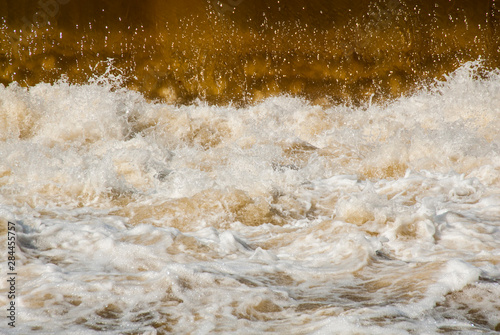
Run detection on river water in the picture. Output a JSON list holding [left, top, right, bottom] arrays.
[[1, 1, 500, 334]]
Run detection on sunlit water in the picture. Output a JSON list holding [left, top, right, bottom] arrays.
[[2, 0, 499, 104], [0, 61, 499, 334]]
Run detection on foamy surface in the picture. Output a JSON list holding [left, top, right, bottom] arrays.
[[0, 62, 500, 333]]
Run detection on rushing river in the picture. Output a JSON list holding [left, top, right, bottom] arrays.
[[1, 1, 500, 334]]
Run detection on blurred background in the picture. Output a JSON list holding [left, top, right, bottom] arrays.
[[1, 0, 499, 104]]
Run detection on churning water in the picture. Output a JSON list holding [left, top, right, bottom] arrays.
[[0, 61, 499, 334], [1, 1, 500, 334]]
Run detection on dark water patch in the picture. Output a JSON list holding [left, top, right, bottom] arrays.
[[1, 0, 498, 105]]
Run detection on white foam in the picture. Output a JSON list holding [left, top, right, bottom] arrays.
[[1, 62, 500, 333]]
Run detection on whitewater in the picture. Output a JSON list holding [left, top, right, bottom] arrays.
[[0, 61, 500, 334]]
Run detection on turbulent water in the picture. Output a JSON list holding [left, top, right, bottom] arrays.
[[0, 61, 498, 334], [1, 1, 500, 334]]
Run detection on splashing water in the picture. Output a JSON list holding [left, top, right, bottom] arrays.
[[0, 61, 499, 333]]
